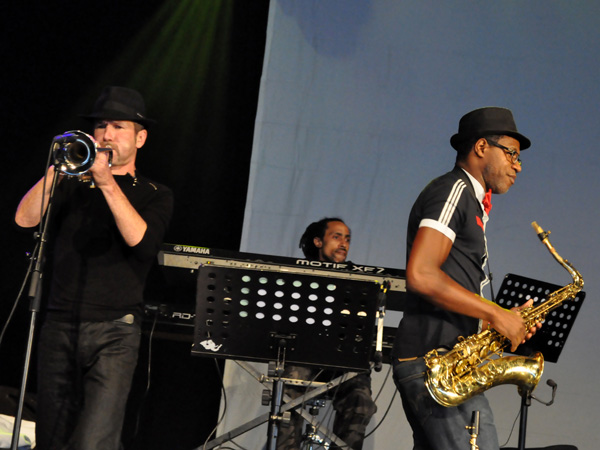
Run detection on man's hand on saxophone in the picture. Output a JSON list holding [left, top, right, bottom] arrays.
[[488, 299, 542, 352], [513, 298, 543, 342]]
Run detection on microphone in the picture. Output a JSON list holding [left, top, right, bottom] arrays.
[[372, 351, 383, 373], [373, 281, 389, 373], [532, 379, 557, 406], [53, 131, 76, 143], [466, 410, 480, 449], [470, 410, 480, 435], [545, 379, 558, 406]]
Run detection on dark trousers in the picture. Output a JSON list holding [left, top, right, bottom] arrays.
[[276, 366, 377, 450], [392, 358, 499, 450], [36, 318, 141, 450]]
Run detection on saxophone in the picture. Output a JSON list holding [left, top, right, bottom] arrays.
[[423, 222, 584, 407]]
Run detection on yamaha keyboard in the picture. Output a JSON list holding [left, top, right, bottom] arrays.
[[143, 244, 407, 362], [158, 243, 405, 293]]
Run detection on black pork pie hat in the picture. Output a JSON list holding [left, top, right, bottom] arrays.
[[450, 107, 530, 151], [80, 86, 156, 128]]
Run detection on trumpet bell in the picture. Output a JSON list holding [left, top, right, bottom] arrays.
[[52, 130, 96, 175], [52, 130, 111, 176]]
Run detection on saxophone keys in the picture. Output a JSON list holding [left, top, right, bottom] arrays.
[[455, 360, 467, 374]]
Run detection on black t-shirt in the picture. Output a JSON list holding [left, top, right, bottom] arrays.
[[42, 173, 173, 322], [392, 166, 490, 359]]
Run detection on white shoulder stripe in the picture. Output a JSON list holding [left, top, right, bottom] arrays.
[[419, 218, 456, 242], [438, 179, 466, 226]]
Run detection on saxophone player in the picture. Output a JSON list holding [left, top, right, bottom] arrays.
[[391, 107, 541, 450]]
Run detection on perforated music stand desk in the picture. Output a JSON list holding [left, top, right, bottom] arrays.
[[495, 273, 585, 362], [192, 264, 381, 370], [191, 263, 383, 449], [496, 273, 585, 450]]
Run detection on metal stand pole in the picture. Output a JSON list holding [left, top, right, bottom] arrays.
[[10, 168, 61, 450], [517, 389, 532, 450], [266, 378, 285, 450]]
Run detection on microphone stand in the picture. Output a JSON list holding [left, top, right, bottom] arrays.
[[516, 389, 532, 450], [10, 167, 61, 450], [466, 410, 480, 450], [516, 380, 557, 450], [373, 281, 390, 372]]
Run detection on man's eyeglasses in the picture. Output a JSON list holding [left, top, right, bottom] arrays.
[[486, 139, 521, 166]]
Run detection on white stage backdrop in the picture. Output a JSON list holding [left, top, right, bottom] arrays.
[[217, 1, 600, 449]]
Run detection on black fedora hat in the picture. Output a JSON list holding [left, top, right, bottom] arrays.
[[450, 107, 530, 151], [80, 86, 156, 128]]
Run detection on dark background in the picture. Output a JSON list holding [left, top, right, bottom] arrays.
[[0, 1, 270, 448]]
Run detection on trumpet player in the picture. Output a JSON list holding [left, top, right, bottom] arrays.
[[15, 86, 173, 450], [391, 107, 541, 450]]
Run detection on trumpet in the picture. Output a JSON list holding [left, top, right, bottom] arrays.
[[52, 130, 112, 180]]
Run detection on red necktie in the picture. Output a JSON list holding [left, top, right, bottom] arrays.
[[483, 189, 492, 215]]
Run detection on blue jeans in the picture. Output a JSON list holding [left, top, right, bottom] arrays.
[[36, 318, 141, 450], [392, 358, 499, 450]]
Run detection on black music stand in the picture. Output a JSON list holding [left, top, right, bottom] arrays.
[[496, 274, 585, 363], [496, 273, 585, 450], [191, 264, 382, 449]]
